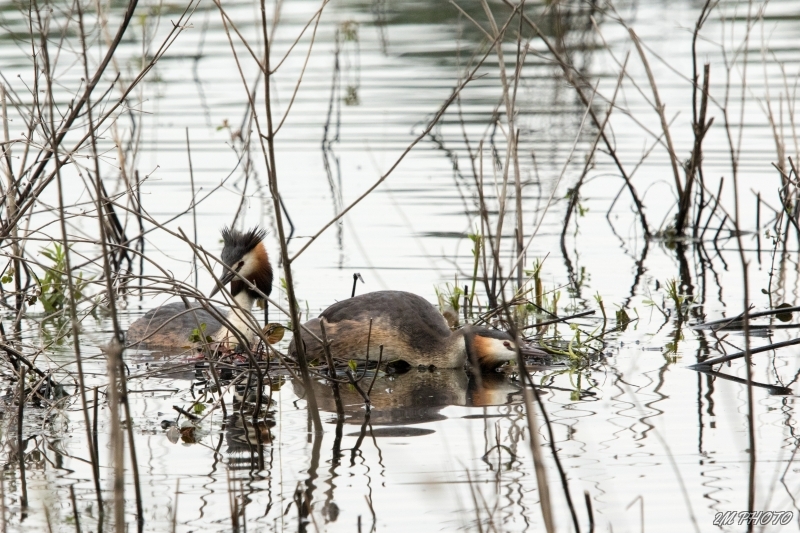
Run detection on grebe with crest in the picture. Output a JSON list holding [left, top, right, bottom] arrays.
[[127, 227, 273, 349], [291, 290, 541, 371]]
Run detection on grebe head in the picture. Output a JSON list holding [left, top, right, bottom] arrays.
[[464, 327, 534, 370], [209, 226, 273, 301]]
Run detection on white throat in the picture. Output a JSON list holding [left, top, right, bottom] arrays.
[[214, 290, 260, 345]]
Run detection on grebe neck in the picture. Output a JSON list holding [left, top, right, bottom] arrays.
[[442, 328, 469, 368], [213, 290, 260, 345]]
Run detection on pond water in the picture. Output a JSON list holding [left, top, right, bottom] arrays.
[[2, 0, 800, 531]]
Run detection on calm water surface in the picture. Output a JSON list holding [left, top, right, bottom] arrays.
[[2, 0, 800, 531]]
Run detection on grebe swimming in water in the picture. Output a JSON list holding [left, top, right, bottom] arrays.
[[291, 290, 538, 370], [127, 227, 273, 349]]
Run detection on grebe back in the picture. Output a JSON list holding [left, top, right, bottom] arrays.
[[291, 290, 534, 370]]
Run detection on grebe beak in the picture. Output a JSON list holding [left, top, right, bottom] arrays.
[[208, 269, 237, 299], [518, 342, 549, 359]]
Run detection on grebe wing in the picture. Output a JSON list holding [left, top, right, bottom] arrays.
[[127, 302, 223, 347], [319, 290, 452, 352], [322, 291, 447, 326]]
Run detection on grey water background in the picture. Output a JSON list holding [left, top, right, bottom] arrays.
[[2, 0, 800, 531]]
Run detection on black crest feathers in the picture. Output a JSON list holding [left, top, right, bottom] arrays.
[[220, 226, 267, 265], [220, 226, 272, 298]]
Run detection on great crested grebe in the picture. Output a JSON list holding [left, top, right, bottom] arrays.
[[291, 290, 537, 370], [127, 227, 273, 348]]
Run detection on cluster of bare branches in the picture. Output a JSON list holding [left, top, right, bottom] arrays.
[[0, 0, 799, 530]]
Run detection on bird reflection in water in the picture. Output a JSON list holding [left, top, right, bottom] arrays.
[[224, 412, 275, 454], [293, 367, 520, 427], [288, 366, 527, 531]]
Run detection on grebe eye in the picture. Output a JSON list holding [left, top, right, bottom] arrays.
[[236, 261, 244, 271], [503, 341, 512, 349]]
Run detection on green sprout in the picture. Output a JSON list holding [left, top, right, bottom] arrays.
[[189, 323, 213, 344], [37, 243, 91, 314]]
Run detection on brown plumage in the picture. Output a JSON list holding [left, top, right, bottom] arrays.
[[290, 290, 526, 370], [126, 302, 223, 348], [221, 226, 272, 302]]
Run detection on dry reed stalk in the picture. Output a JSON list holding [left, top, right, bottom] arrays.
[[31, 1, 109, 517], [628, 28, 684, 201], [441, 1, 530, 307], [731, 135, 758, 533], [258, 3, 321, 431], [718, 3, 759, 527], [506, 0, 650, 237], [318, 320, 345, 419], [366, 345, 382, 398], [271, 0, 329, 135], [479, 0, 521, 294], [171, 478, 180, 533], [105, 340, 126, 533], [16, 365, 27, 509], [289, 3, 523, 264], [77, 3, 147, 526], [186, 129, 199, 289], [498, 85, 595, 299], [0, 469, 6, 532], [518, 364, 554, 533], [584, 491, 594, 533], [498, 278, 578, 532], [213, 0, 325, 433], [562, 54, 628, 256], [615, 12, 713, 237], [0, 85, 22, 333], [689, 1, 716, 236], [681, 64, 712, 235]]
